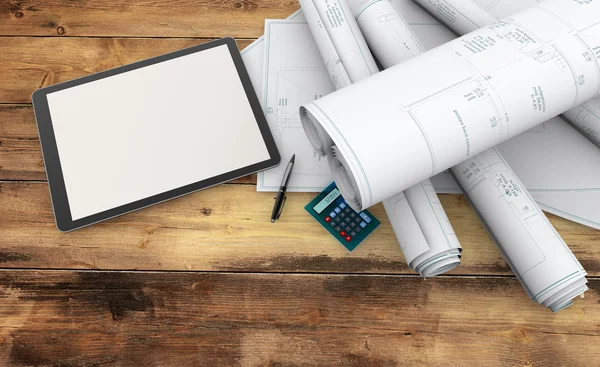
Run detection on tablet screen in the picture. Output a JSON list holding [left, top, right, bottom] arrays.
[[45, 44, 271, 220]]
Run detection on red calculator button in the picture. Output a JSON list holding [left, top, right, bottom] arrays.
[[325, 216, 331, 223], [345, 236, 352, 242], [340, 230, 347, 237]]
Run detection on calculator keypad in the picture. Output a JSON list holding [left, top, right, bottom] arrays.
[[326, 199, 374, 244], [306, 183, 380, 252]]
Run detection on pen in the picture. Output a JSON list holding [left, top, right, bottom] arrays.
[[271, 154, 295, 223]]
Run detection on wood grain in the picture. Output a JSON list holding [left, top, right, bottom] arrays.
[[1, 1, 599, 365], [2, 181, 600, 275], [0, 270, 598, 366], [0, 0, 298, 38], [0, 37, 255, 104]]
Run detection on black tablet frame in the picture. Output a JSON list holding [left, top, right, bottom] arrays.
[[32, 37, 280, 232]]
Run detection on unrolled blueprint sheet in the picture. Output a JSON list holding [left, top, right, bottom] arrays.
[[241, 10, 304, 98], [257, 20, 335, 191]]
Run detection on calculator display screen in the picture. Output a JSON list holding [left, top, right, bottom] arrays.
[[313, 188, 341, 214]]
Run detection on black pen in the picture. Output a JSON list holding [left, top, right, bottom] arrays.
[[271, 154, 295, 223]]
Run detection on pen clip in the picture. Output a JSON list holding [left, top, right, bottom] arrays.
[[276, 195, 287, 220]]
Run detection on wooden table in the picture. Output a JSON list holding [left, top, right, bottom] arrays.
[[1, 1, 599, 365]]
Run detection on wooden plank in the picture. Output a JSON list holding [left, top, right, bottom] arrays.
[[2, 181, 600, 275], [0, 270, 598, 366], [0, 105, 43, 180], [0, 0, 298, 38], [0, 37, 255, 104]]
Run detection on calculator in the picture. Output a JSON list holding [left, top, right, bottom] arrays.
[[305, 182, 380, 251]]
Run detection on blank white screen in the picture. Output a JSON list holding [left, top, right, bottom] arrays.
[[47, 44, 270, 220]]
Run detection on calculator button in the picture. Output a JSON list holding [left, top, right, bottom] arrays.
[[345, 236, 352, 242], [344, 208, 352, 214], [340, 230, 347, 237], [330, 221, 336, 227], [350, 231, 357, 237], [360, 212, 372, 223], [355, 227, 361, 233], [335, 217, 341, 223], [354, 216, 361, 223], [344, 217, 351, 223], [329, 211, 337, 218], [335, 226, 342, 232], [340, 212, 347, 218], [325, 216, 331, 223], [360, 221, 367, 228], [350, 221, 356, 228], [350, 212, 356, 218], [334, 207, 341, 214], [339, 203, 347, 209], [344, 226, 352, 232]]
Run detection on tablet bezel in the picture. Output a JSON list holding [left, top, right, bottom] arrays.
[[32, 37, 280, 232]]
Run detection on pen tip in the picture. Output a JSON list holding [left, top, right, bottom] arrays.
[[290, 154, 295, 163], [271, 219, 276, 223]]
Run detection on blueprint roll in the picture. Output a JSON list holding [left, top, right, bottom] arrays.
[[383, 180, 462, 277], [562, 101, 600, 149], [344, 0, 464, 277], [353, 0, 424, 67], [414, 0, 588, 310], [418, 0, 600, 162], [451, 148, 588, 312], [413, 0, 496, 36], [300, 0, 600, 211], [299, 0, 464, 277]]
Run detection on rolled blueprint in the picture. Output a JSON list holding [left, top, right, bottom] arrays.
[[346, 0, 462, 276], [301, 0, 600, 211], [451, 148, 588, 312], [415, 0, 600, 150], [300, 0, 463, 276], [413, 0, 588, 310], [354, 0, 424, 67], [413, 0, 496, 36], [383, 181, 462, 277], [298, 0, 379, 156], [562, 96, 600, 148]]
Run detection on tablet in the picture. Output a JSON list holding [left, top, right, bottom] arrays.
[[32, 38, 280, 231]]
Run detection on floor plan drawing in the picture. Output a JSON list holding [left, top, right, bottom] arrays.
[[258, 20, 335, 191]]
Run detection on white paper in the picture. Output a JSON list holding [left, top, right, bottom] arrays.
[[361, 0, 590, 309], [384, 179, 462, 277], [301, 0, 600, 211], [300, 0, 462, 276], [241, 9, 305, 98], [416, 0, 600, 230], [312, 0, 380, 82], [257, 20, 335, 191], [452, 147, 588, 311], [414, 0, 496, 35], [353, 0, 425, 67], [563, 97, 600, 148]]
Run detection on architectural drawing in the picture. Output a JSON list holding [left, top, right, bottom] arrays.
[[258, 20, 335, 191], [301, 0, 600, 210]]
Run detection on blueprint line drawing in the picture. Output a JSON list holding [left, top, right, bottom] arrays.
[[257, 20, 335, 191], [300, 0, 600, 210], [452, 147, 587, 311]]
